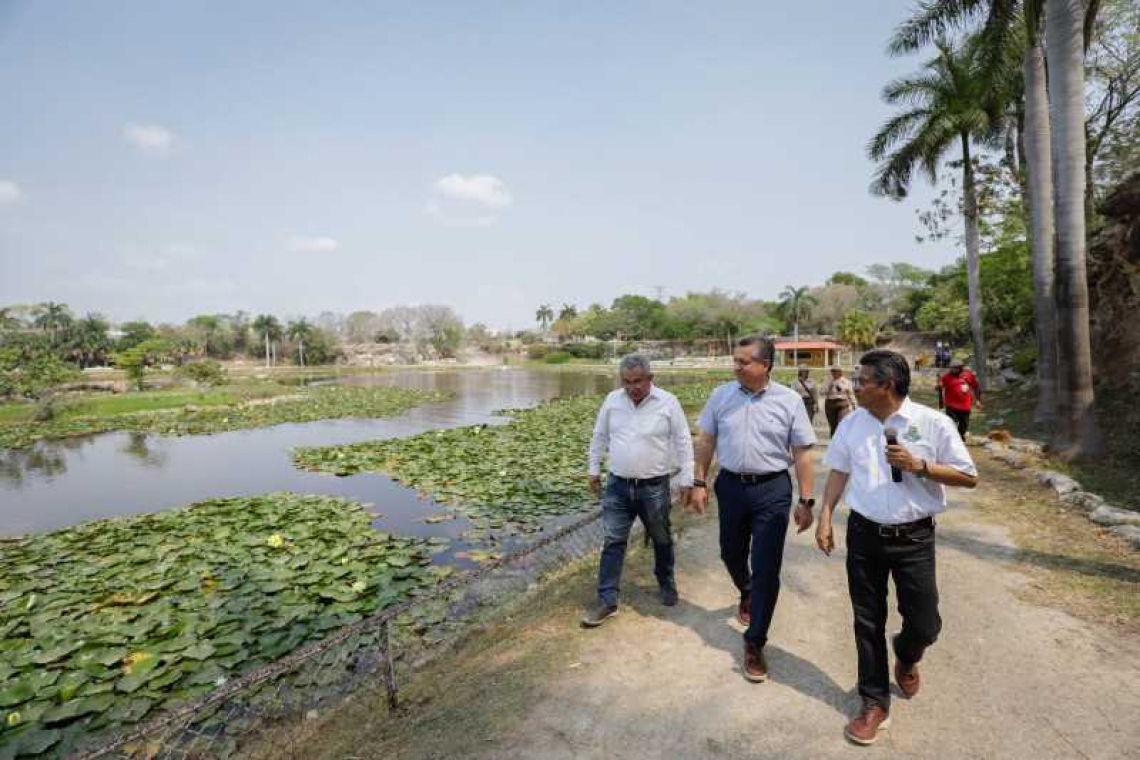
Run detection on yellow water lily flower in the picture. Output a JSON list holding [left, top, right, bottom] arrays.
[[351, 580, 367, 594], [267, 534, 285, 548], [6, 711, 21, 727]]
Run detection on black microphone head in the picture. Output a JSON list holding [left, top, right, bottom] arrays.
[[884, 426, 899, 444]]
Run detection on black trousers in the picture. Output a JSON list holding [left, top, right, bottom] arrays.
[[846, 512, 942, 710], [945, 407, 970, 440], [715, 470, 792, 646]]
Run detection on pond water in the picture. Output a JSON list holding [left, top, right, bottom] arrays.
[[0, 368, 631, 540]]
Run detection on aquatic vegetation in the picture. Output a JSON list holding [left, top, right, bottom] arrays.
[[294, 381, 718, 538], [0, 385, 451, 450], [0, 494, 449, 756]]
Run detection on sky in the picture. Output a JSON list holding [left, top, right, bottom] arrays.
[[0, 0, 963, 331]]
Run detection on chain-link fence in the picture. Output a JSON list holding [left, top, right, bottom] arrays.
[[74, 508, 610, 759]]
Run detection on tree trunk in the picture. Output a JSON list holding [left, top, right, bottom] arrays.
[[1046, 0, 1102, 457], [1023, 39, 1059, 427], [960, 133, 987, 392], [299, 338, 305, 367], [264, 333, 270, 368], [793, 317, 799, 365]]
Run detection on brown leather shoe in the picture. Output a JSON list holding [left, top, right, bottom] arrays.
[[743, 640, 767, 682], [844, 704, 891, 746], [895, 659, 920, 698], [736, 595, 751, 626]]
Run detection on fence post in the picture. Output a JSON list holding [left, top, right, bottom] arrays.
[[382, 618, 399, 712]]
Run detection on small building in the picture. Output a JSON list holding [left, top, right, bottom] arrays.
[[774, 340, 849, 368]]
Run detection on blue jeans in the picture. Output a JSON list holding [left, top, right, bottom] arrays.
[[715, 470, 792, 646], [596, 476, 674, 606]]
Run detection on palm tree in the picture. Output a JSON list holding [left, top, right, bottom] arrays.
[[1047, 0, 1102, 456], [287, 319, 314, 367], [889, 0, 1058, 425], [885, 0, 1103, 452], [558, 304, 578, 321], [188, 314, 221, 358], [778, 286, 817, 363], [868, 39, 997, 391], [33, 302, 73, 345], [837, 310, 878, 350], [535, 304, 554, 334], [252, 314, 282, 368]]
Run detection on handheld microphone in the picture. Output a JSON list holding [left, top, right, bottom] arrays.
[[884, 426, 903, 483]]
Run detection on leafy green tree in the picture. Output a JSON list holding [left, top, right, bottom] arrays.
[[68, 313, 112, 368], [117, 321, 157, 351], [837, 311, 879, 350], [187, 315, 222, 358], [827, 272, 869, 288], [916, 289, 971, 340], [0, 339, 76, 400], [113, 339, 171, 391]]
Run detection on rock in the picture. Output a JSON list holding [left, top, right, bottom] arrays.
[[1089, 505, 1140, 527], [965, 433, 988, 447], [1000, 368, 1025, 384], [1109, 525, 1140, 549], [982, 440, 1009, 454], [1036, 470, 1082, 496], [986, 430, 1013, 444], [995, 451, 1027, 469], [1060, 491, 1106, 512], [1007, 438, 1044, 456]]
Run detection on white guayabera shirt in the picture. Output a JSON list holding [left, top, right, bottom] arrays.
[[824, 397, 977, 525], [587, 385, 695, 486]]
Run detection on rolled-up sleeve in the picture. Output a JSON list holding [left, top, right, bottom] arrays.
[[587, 403, 609, 477], [668, 397, 695, 486]]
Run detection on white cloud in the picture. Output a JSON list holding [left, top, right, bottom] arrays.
[[423, 201, 496, 228], [0, 180, 24, 205], [287, 235, 341, 252], [124, 123, 177, 157], [434, 173, 512, 208]]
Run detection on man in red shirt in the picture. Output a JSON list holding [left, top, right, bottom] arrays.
[[937, 361, 982, 440]]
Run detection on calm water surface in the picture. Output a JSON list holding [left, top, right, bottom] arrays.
[[0, 368, 626, 539]]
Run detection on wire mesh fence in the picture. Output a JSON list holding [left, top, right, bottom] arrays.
[[74, 508, 608, 760]]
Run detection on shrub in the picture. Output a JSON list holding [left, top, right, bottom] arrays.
[[1011, 345, 1036, 375], [544, 351, 572, 364], [177, 359, 228, 387], [526, 344, 552, 360]]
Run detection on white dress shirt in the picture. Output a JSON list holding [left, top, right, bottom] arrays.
[[588, 385, 695, 486], [824, 397, 977, 525]]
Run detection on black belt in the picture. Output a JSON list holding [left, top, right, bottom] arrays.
[[608, 473, 668, 487], [850, 511, 935, 538], [718, 469, 787, 485]]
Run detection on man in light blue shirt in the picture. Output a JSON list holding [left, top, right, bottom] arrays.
[[690, 335, 816, 682]]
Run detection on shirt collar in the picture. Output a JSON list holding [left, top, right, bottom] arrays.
[[737, 382, 769, 398], [891, 397, 918, 423]]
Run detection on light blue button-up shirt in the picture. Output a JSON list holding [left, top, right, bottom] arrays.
[[698, 380, 816, 473]]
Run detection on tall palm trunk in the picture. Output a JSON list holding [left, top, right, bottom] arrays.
[[960, 132, 987, 392], [1046, 0, 1102, 457], [1023, 38, 1059, 427], [264, 333, 271, 368]]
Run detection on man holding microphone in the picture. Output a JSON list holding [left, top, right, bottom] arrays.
[[815, 350, 977, 745]]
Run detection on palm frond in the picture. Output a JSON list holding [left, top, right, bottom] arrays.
[[888, 0, 987, 55]]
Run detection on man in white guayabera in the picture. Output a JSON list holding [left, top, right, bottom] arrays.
[[581, 355, 694, 627], [815, 349, 978, 747]]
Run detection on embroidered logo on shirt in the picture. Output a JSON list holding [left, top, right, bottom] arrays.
[[904, 425, 923, 443]]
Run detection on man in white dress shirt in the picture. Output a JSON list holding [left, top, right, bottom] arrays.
[[581, 355, 694, 627], [815, 349, 978, 746]]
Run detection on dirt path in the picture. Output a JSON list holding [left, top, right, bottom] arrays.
[[315, 446, 1140, 760]]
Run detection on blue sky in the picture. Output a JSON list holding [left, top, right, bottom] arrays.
[[0, 1, 961, 330]]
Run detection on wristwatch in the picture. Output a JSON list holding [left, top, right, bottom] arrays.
[[798, 497, 815, 508], [917, 459, 929, 478], [692, 478, 707, 489]]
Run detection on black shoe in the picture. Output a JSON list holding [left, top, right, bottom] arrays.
[[660, 583, 678, 607], [581, 602, 618, 628]]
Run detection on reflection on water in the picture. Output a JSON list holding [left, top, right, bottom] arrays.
[[0, 368, 634, 538]]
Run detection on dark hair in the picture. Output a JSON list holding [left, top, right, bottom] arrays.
[[859, 349, 911, 398], [736, 335, 775, 369]]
